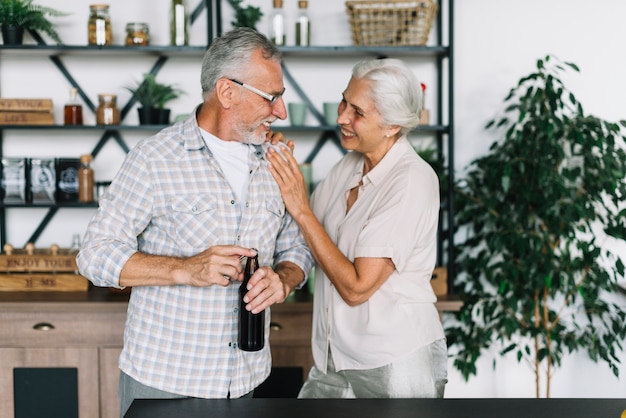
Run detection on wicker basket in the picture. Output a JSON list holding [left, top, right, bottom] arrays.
[[345, 0, 438, 46]]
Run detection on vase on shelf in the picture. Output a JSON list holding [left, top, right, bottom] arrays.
[[1, 25, 24, 45], [137, 107, 170, 125]]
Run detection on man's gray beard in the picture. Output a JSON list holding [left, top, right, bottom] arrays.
[[234, 121, 266, 145]]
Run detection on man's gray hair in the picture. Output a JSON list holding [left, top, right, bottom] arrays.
[[200, 28, 282, 100]]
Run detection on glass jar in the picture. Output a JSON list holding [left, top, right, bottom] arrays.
[[88, 4, 112, 46], [295, 0, 311, 46], [269, 0, 286, 46], [125, 22, 150, 46], [96, 94, 119, 125]]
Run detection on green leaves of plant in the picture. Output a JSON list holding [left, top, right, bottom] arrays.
[[125, 73, 185, 109], [227, 0, 263, 30], [0, 0, 69, 45], [447, 54, 626, 396]]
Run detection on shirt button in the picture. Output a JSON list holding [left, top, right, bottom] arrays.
[[192, 205, 197, 212], [245, 202, 250, 208], [237, 235, 241, 241], [230, 200, 235, 205]]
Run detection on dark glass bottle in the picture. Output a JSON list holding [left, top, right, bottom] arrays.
[[238, 253, 265, 351], [64, 88, 83, 126]]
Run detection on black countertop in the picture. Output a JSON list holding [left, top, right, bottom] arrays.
[[125, 398, 626, 418]]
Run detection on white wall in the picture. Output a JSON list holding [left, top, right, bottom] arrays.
[[2, 0, 625, 398]]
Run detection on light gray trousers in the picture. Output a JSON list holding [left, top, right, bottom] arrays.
[[118, 371, 253, 417], [298, 338, 448, 399]]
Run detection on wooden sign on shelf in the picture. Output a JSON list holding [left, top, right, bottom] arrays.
[[0, 273, 89, 292], [0, 98, 54, 112], [0, 98, 55, 125], [0, 243, 88, 292], [0, 111, 54, 125]]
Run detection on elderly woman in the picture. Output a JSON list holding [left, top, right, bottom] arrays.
[[267, 58, 447, 398]]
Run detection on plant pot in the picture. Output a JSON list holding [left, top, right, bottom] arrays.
[[137, 107, 155, 124], [155, 108, 170, 125], [137, 107, 171, 125], [2, 25, 25, 45]]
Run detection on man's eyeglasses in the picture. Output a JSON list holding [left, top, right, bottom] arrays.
[[229, 79, 285, 106]]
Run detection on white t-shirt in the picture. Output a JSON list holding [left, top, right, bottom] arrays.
[[200, 128, 249, 202], [309, 136, 445, 372]]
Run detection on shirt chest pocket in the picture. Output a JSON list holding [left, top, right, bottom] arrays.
[[261, 198, 285, 232], [170, 195, 220, 252]]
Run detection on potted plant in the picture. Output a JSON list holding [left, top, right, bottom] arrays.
[[227, 0, 263, 30], [0, 0, 68, 45], [125, 73, 184, 125], [446, 55, 626, 397]]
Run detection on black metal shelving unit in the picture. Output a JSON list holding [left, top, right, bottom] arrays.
[[0, 0, 454, 289], [0, 0, 216, 247]]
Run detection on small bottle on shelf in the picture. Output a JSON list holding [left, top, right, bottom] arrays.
[[64, 88, 83, 126], [170, 0, 188, 46], [70, 233, 81, 254], [269, 0, 286, 46], [78, 154, 94, 203], [295, 0, 310, 47]]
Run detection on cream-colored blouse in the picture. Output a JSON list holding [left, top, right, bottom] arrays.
[[309, 137, 445, 372]]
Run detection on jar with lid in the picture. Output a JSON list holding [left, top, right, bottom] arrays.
[[88, 4, 112, 46], [96, 94, 119, 125], [125, 22, 150, 46]]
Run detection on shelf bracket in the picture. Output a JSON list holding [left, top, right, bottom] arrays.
[[281, 63, 325, 125], [193, 0, 221, 42], [304, 131, 346, 164], [26, 207, 59, 245], [90, 130, 130, 158]]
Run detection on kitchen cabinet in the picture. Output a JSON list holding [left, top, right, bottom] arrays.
[[0, 290, 314, 418], [269, 298, 315, 375], [0, 289, 462, 417], [0, 292, 126, 418]]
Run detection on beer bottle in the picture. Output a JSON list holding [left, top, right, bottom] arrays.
[[239, 252, 265, 351]]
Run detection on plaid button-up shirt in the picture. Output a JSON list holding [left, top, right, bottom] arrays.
[[77, 112, 312, 398]]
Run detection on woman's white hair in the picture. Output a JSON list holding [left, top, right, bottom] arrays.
[[352, 58, 423, 137]]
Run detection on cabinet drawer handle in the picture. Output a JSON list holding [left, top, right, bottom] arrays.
[[270, 322, 282, 331], [33, 322, 55, 331]]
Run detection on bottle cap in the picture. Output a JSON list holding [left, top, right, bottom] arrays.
[[273, 0, 283, 8], [98, 93, 117, 102], [298, 0, 308, 8], [80, 154, 92, 163]]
